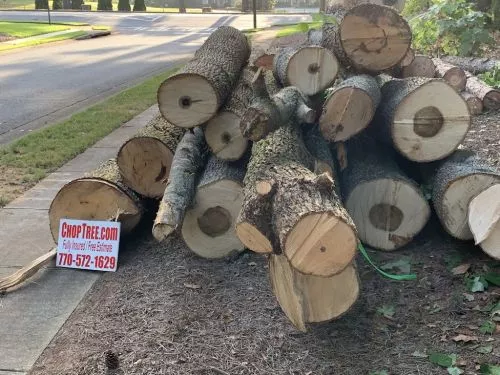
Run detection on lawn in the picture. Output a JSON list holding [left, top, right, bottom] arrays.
[[0, 21, 70, 38], [0, 30, 87, 51]]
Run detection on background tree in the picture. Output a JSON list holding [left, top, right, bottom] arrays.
[[118, 0, 131, 11], [35, 0, 49, 9], [133, 0, 146, 11], [97, 0, 112, 10], [53, 0, 63, 9], [178, 0, 186, 12], [71, 0, 83, 8]]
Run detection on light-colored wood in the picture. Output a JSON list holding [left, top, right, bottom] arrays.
[[402, 55, 436, 78], [432, 58, 467, 92], [461, 91, 484, 115], [268, 254, 360, 332], [466, 74, 500, 110], [468, 184, 500, 259], [204, 111, 248, 161]]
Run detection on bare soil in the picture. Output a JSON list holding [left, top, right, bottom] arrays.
[[0, 165, 33, 206]]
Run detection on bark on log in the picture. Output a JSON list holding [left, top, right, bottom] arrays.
[[240, 86, 316, 142], [461, 91, 484, 115], [272, 45, 339, 96], [152, 127, 208, 242], [181, 155, 246, 258], [401, 55, 436, 78], [468, 184, 500, 260], [269, 254, 360, 332], [340, 135, 430, 250], [322, 4, 411, 73], [264, 69, 281, 96], [465, 74, 500, 110], [432, 58, 467, 92], [319, 74, 381, 142], [372, 77, 471, 162], [116, 114, 185, 198], [441, 56, 499, 75], [236, 123, 358, 277], [49, 159, 143, 242], [157, 26, 250, 128], [428, 150, 500, 240], [302, 124, 339, 186]]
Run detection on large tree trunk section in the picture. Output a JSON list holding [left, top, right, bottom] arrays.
[[268, 254, 360, 332], [340, 136, 430, 250], [461, 91, 484, 115], [49, 159, 143, 242], [240, 87, 316, 142], [326, 0, 406, 12], [152, 128, 208, 242], [319, 74, 381, 142], [272, 45, 339, 96], [465, 74, 500, 110], [372, 77, 470, 162], [302, 124, 339, 186], [468, 184, 500, 260], [432, 58, 467, 92], [440, 56, 499, 75], [401, 55, 436, 78], [157, 26, 250, 128], [181, 155, 246, 259], [323, 4, 411, 73], [429, 150, 500, 240], [400, 47, 415, 67], [116, 114, 184, 198], [236, 123, 358, 277]]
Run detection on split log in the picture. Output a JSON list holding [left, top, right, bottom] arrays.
[[269, 254, 360, 332], [441, 56, 499, 75], [116, 114, 184, 198], [152, 128, 208, 242], [49, 159, 143, 242], [432, 58, 467, 92], [401, 55, 436, 78], [340, 136, 430, 250], [468, 184, 500, 259], [236, 123, 358, 277], [429, 150, 500, 240], [322, 4, 411, 73], [319, 74, 381, 142], [240, 86, 316, 142], [272, 45, 339, 96], [465, 74, 500, 110], [157, 26, 250, 128], [461, 91, 484, 115], [372, 77, 470, 162], [181, 155, 246, 258]]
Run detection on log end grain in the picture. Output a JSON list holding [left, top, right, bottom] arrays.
[[402, 55, 436, 78], [205, 111, 249, 161]]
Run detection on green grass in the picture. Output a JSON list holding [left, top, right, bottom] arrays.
[[91, 25, 111, 30], [0, 21, 69, 38], [275, 21, 322, 37], [0, 66, 180, 193], [0, 19, 90, 26], [0, 30, 87, 51]]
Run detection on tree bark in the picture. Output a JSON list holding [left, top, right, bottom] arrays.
[[116, 114, 185, 198], [465, 74, 500, 110], [461, 91, 483, 115], [49, 159, 143, 242], [152, 127, 209, 242], [432, 58, 467, 92], [440, 56, 499, 75]]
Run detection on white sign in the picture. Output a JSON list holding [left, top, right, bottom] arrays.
[[56, 219, 121, 272]]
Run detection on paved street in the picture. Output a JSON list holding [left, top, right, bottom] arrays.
[[0, 11, 310, 144]]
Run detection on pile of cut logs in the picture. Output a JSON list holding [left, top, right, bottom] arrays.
[[48, 2, 500, 331]]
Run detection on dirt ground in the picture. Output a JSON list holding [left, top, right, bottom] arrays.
[[26, 109, 500, 375]]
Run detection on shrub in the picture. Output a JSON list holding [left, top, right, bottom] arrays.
[[479, 64, 500, 89], [118, 0, 130, 10], [133, 0, 146, 11], [53, 0, 63, 9]]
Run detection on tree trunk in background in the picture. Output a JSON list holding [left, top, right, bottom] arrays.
[[178, 0, 186, 12]]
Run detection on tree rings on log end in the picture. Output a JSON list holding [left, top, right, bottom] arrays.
[[158, 73, 218, 128], [205, 111, 248, 161], [345, 178, 430, 251], [392, 80, 470, 162], [284, 211, 358, 277], [235, 221, 273, 254], [117, 137, 175, 198]]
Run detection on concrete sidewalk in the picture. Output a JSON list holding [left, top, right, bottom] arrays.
[[0, 105, 159, 374]]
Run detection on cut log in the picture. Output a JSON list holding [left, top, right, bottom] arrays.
[[240, 86, 316, 142], [400, 47, 415, 67], [302, 124, 338, 183], [319, 74, 381, 142], [116, 114, 184, 198], [465, 74, 500, 110], [272, 45, 339, 96], [441, 56, 499, 75], [401, 55, 436, 78], [461, 91, 484, 115], [249, 46, 274, 70], [322, 4, 411, 73], [157, 26, 250, 128], [429, 150, 500, 240], [432, 58, 467, 92], [340, 136, 431, 250], [204, 68, 256, 161], [181, 155, 246, 258], [326, 0, 406, 12], [468, 184, 500, 259], [268, 254, 360, 332], [49, 159, 143, 242], [236, 123, 358, 277], [372, 77, 471, 162], [152, 127, 208, 242], [264, 69, 281, 96]]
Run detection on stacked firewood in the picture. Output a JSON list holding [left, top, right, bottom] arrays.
[[48, 2, 500, 332]]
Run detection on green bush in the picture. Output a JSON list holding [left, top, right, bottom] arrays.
[[53, 0, 62, 9], [133, 0, 146, 11], [402, 0, 432, 16], [479, 64, 500, 89], [409, 0, 494, 56], [118, 0, 131, 10]]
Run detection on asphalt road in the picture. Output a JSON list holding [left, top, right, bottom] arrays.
[[0, 11, 311, 144]]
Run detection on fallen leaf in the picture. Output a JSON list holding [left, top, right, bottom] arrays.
[[428, 323, 438, 328], [377, 305, 395, 319], [381, 257, 411, 274], [183, 282, 201, 289], [477, 345, 493, 354], [463, 293, 475, 302], [480, 320, 496, 334], [486, 337, 495, 342], [452, 334, 479, 343], [429, 352, 457, 368], [447, 367, 464, 375], [468, 276, 488, 293], [480, 364, 500, 374], [412, 350, 428, 358], [452, 264, 471, 275], [467, 325, 480, 330]]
